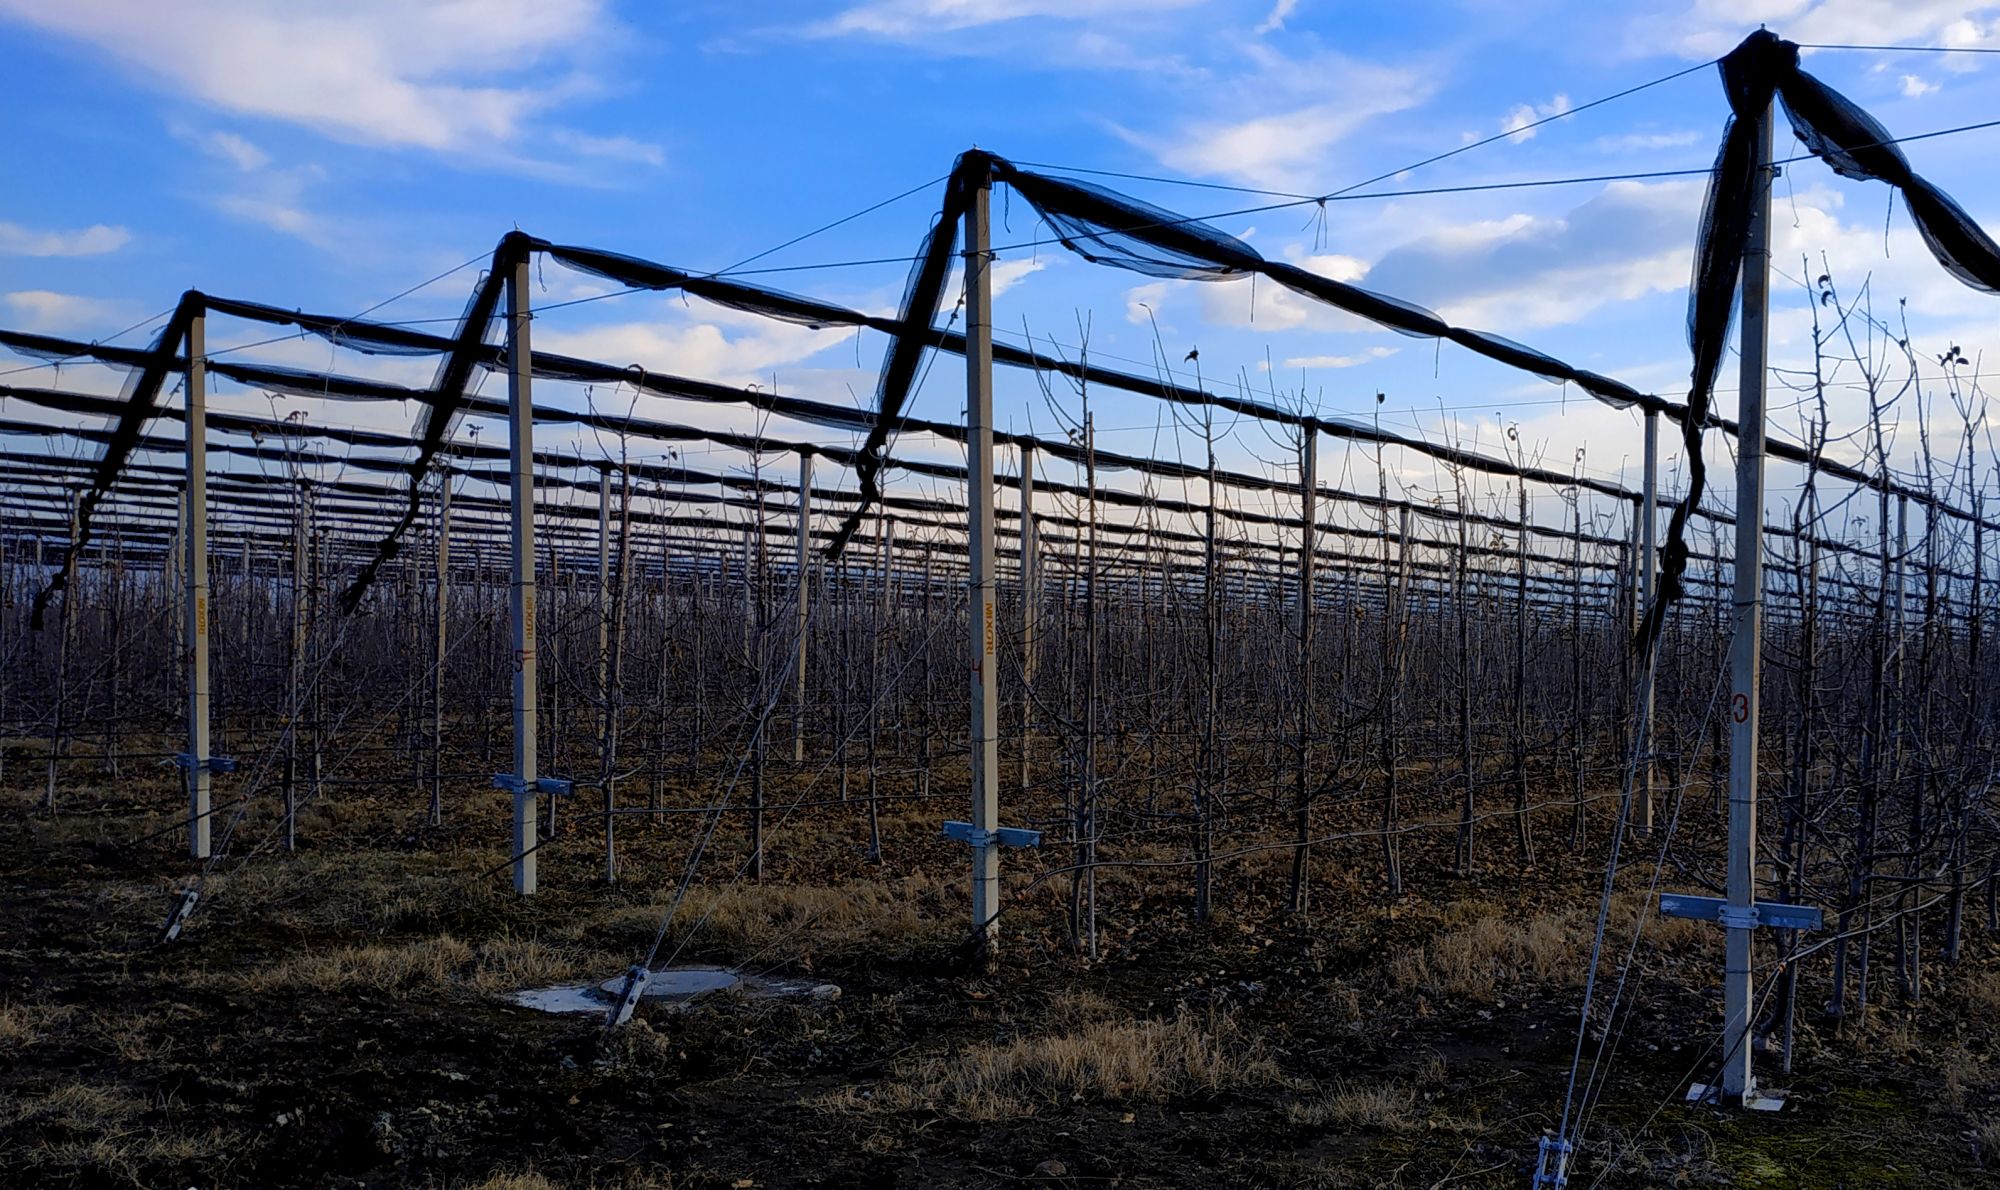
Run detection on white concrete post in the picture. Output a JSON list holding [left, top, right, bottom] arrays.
[[1722, 98, 1774, 1105], [1019, 443, 1038, 794], [1637, 408, 1659, 835], [507, 250, 540, 896], [965, 164, 1002, 953], [185, 308, 212, 861], [794, 450, 813, 763]]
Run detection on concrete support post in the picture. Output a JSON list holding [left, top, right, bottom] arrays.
[[965, 164, 1002, 954], [185, 307, 212, 861], [794, 450, 813, 764], [1637, 409, 1660, 836], [506, 248, 540, 896], [1722, 99, 1774, 1105], [1020, 444, 1038, 795], [431, 475, 449, 827]]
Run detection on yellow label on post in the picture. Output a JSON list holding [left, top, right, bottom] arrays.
[[195, 594, 208, 636], [982, 599, 995, 657]]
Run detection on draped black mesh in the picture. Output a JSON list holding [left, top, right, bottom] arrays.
[[336, 234, 516, 613], [27, 294, 198, 629], [537, 242, 863, 330], [823, 158, 975, 558]]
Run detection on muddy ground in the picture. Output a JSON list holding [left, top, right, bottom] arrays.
[[2, 754, 1996, 1188]]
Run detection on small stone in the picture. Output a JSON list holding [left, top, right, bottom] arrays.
[[1034, 1159, 1068, 1178]]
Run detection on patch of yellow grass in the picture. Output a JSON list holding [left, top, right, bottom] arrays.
[[578, 873, 954, 960], [1392, 911, 1582, 1002], [0, 1000, 75, 1048], [1285, 1080, 1419, 1131], [223, 933, 591, 996], [859, 1005, 1282, 1122]]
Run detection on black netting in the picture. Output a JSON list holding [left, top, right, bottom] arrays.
[[337, 234, 517, 613], [1777, 67, 2000, 293], [28, 295, 198, 629], [537, 242, 866, 331], [994, 164, 1263, 278], [201, 295, 453, 356], [1643, 29, 2000, 651], [824, 159, 975, 557]]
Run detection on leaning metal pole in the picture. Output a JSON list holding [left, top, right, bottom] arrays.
[[1722, 96, 1773, 1106]]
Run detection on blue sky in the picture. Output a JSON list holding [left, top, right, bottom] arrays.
[[4, 1, 2000, 554]]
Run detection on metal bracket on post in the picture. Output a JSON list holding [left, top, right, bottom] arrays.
[[492, 774, 574, 798], [605, 964, 651, 1028], [161, 888, 200, 943], [173, 753, 237, 774], [1532, 1136, 1571, 1189], [943, 820, 1041, 849], [1659, 893, 1824, 933]]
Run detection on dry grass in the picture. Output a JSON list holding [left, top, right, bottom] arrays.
[[1392, 910, 1582, 1002], [1961, 966, 2000, 1016], [0, 1000, 76, 1048], [463, 1171, 680, 1190], [0, 1079, 237, 1183], [575, 873, 954, 961], [855, 1001, 1283, 1122], [219, 933, 592, 996], [1286, 1079, 1420, 1131]]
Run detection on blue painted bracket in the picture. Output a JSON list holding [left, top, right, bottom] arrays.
[[942, 820, 1042, 848], [491, 774, 575, 797], [1659, 893, 1823, 932], [173, 753, 237, 773]]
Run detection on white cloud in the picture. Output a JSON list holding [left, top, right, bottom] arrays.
[[1277, 346, 1398, 369], [1255, 0, 1302, 34], [2, 290, 133, 332], [1502, 93, 1573, 144], [1595, 130, 1702, 152], [212, 163, 334, 247], [1656, 2, 2000, 60], [818, 0, 1201, 36], [538, 304, 858, 389], [0, 220, 130, 256], [205, 130, 269, 171], [1901, 73, 1939, 97], [1124, 280, 1179, 324], [1133, 48, 1431, 190], [0, 0, 610, 151], [1363, 180, 1703, 328], [551, 130, 666, 168]]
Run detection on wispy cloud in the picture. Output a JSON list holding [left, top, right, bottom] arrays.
[[0, 0, 612, 152], [1276, 346, 1398, 370], [550, 130, 666, 168], [1594, 129, 1702, 152], [1363, 179, 1703, 328], [1645, 1, 2000, 61], [816, 0, 1202, 37], [2, 289, 134, 332], [1255, 0, 1302, 35], [1501, 93, 1573, 144], [1126, 45, 1432, 190], [0, 220, 130, 256]]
